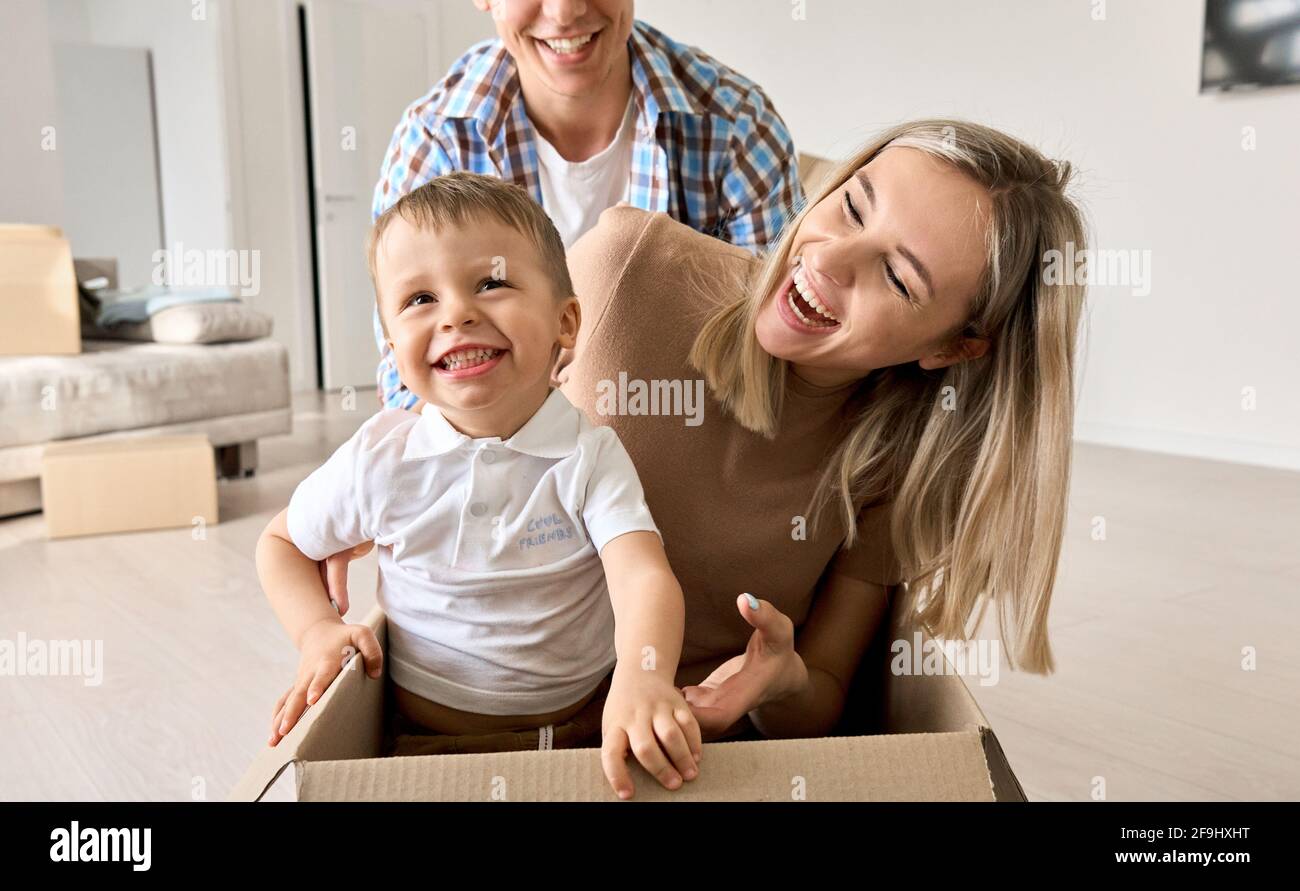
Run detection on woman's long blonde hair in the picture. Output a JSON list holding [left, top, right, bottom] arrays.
[[689, 118, 1088, 674]]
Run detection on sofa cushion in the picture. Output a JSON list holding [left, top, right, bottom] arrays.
[[86, 301, 274, 344], [0, 338, 291, 449]]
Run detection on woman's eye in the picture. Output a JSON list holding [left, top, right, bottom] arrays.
[[843, 190, 863, 226], [886, 265, 911, 302]]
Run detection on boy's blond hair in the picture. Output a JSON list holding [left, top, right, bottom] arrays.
[[367, 172, 575, 336]]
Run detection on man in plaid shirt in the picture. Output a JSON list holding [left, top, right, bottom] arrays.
[[372, 0, 803, 410]]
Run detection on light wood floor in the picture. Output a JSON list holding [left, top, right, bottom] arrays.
[[1, 390, 1296, 801]]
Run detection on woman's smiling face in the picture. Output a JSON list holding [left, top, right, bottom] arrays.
[[755, 146, 994, 387]]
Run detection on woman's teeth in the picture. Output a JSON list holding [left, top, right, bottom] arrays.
[[439, 348, 501, 370], [789, 259, 840, 327], [542, 33, 594, 54]]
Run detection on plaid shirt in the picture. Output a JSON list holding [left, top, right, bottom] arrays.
[[372, 19, 802, 409]]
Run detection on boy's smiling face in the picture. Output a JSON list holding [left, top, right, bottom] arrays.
[[376, 213, 579, 436]]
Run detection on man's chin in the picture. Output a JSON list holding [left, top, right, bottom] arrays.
[[536, 66, 610, 99]]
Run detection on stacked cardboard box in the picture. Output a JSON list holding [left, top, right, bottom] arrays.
[[0, 224, 81, 356]]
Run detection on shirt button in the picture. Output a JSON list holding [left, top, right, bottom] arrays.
[[480, 450, 497, 464], [469, 501, 488, 517]]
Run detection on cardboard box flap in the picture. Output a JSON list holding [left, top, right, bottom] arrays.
[[229, 606, 388, 802], [228, 737, 299, 803], [873, 585, 1026, 801], [296, 730, 996, 802], [980, 725, 1027, 802], [878, 585, 992, 734]]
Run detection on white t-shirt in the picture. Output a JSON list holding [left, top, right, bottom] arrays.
[[286, 388, 661, 715], [534, 96, 637, 248]]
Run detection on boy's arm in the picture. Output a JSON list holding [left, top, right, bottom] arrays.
[[598, 529, 701, 797], [258, 506, 382, 746], [599, 530, 685, 681], [255, 508, 343, 648], [258, 413, 383, 641]]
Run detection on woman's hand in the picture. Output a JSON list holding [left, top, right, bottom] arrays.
[[268, 618, 383, 747], [601, 665, 702, 799], [317, 541, 375, 616], [681, 594, 810, 740]]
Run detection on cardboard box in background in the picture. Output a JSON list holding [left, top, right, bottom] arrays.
[[797, 152, 841, 197], [232, 585, 1025, 802], [0, 224, 81, 356], [41, 434, 218, 539]]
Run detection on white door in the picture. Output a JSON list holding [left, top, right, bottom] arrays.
[[304, 0, 436, 392]]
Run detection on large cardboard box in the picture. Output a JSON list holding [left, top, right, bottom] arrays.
[[231, 586, 1025, 802], [41, 434, 219, 538], [0, 224, 81, 356]]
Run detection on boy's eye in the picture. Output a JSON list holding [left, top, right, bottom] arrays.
[[408, 292, 436, 308], [479, 278, 510, 292]]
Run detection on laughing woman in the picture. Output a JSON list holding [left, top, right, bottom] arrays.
[[552, 117, 1087, 741]]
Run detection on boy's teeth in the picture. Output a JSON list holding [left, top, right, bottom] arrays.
[[440, 348, 501, 370], [544, 33, 593, 53]]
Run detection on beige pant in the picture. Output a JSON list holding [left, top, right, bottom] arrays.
[[381, 674, 763, 757], [383, 674, 612, 756]]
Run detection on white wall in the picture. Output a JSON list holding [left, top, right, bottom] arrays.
[[52, 44, 165, 288], [0, 0, 66, 225], [434, 0, 497, 65], [47, 0, 234, 260], [637, 0, 1300, 470]]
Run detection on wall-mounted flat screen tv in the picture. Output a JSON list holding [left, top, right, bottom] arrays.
[[1202, 0, 1300, 91]]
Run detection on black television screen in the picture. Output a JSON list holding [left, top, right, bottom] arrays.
[[1201, 0, 1300, 91]]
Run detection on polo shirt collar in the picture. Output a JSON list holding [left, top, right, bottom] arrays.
[[403, 388, 579, 462]]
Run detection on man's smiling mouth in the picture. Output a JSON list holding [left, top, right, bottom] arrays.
[[534, 29, 601, 57]]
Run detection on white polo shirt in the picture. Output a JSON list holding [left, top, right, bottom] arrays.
[[286, 388, 661, 715]]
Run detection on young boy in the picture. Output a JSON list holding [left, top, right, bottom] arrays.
[[255, 173, 700, 798]]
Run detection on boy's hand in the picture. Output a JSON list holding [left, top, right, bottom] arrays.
[[268, 618, 382, 746], [600, 665, 702, 799], [317, 541, 375, 616]]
